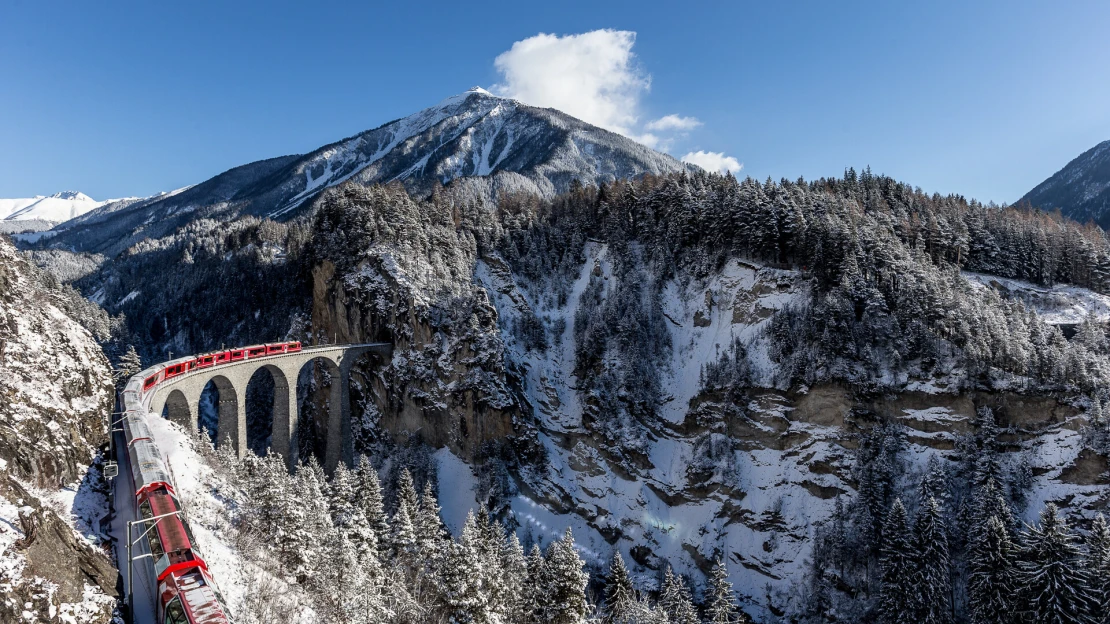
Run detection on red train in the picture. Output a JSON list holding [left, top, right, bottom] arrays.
[[142, 341, 301, 391], [122, 341, 303, 623]]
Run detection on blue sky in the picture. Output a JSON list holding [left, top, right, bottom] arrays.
[[1, 0, 1108, 204]]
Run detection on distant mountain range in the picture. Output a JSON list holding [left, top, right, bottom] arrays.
[[0, 191, 112, 233], [28, 88, 692, 254], [1021, 139, 1110, 227]]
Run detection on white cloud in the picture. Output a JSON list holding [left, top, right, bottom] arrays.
[[492, 29, 649, 137], [645, 114, 702, 132], [682, 151, 743, 175], [491, 29, 739, 169]]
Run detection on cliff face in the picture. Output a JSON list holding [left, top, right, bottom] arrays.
[[308, 187, 519, 460], [310, 214, 1109, 617], [0, 236, 118, 622]]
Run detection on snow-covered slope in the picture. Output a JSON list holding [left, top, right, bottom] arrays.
[[1021, 138, 1110, 227], [0, 191, 106, 224], [0, 236, 118, 622], [966, 271, 1110, 325]]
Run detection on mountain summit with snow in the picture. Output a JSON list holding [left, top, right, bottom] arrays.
[[0, 190, 105, 228], [45, 88, 691, 253]]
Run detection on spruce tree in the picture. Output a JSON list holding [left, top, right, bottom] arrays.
[[705, 558, 746, 624], [501, 532, 529, 623], [913, 496, 952, 624], [658, 565, 699, 624], [525, 543, 550, 624], [416, 480, 447, 564], [437, 514, 490, 624], [113, 345, 142, 385], [311, 526, 372, 624], [878, 499, 915, 624], [1084, 514, 1110, 624], [397, 467, 420, 520], [1017, 504, 1098, 624], [544, 529, 590, 624], [390, 503, 418, 582], [354, 455, 388, 545], [968, 514, 1018, 624], [602, 552, 637, 624]]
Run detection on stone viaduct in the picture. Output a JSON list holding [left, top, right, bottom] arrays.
[[145, 344, 390, 472]]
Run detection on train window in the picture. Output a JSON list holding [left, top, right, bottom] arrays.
[[164, 596, 188, 624], [138, 502, 166, 560]]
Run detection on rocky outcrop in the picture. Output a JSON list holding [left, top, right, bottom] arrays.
[[0, 238, 113, 488], [0, 236, 117, 622], [0, 474, 118, 623], [311, 255, 518, 461]]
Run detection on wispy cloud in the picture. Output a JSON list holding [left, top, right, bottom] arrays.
[[492, 29, 738, 168], [645, 114, 702, 132], [682, 151, 743, 175]]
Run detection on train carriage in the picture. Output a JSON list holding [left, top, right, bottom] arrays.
[[121, 341, 302, 623]]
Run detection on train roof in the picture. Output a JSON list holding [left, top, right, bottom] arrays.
[[172, 570, 231, 624], [128, 438, 173, 494]]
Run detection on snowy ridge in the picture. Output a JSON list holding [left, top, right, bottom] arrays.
[[0, 191, 107, 223], [1021, 138, 1110, 226], [36, 88, 690, 256]]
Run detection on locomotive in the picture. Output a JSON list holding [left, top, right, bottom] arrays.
[[121, 341, 301, 623]]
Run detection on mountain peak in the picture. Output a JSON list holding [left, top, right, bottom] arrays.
[[1021, 138, 1110, 227], [50, 191, 95, 201]]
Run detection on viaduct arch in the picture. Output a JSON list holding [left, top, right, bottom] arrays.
[[147, 344, 390, 472]]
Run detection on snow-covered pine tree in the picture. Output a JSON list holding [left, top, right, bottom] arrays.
[[475, 508, 509, 617], [919, 455, 950, 507], [311, 526, 376, 624], [544, 529, 590, 624], [327, 462, 356, 526], [328, 462, 377, 566], [436, 513, 490, 624], [706, 558, 747, 624], [354, 455, 388, 545], [416, 480, 448, 566], [913, 496, 952, 624], [290, 456, 332, 580], [389, 501, 419, 583], [113, 345, 142, 385], [602, 551, 637, 624], [658, 565, 699, 624], [524, 543, 549, 624], [1084, 514, 1110, 624], [878, 499, 915, 624], [968, 515, 1017, 624], [500, 532, 529, 623], [1017, 504, 1098, 624], [397, 467, 420, 520]]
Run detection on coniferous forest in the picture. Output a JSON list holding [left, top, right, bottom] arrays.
[[64, 168, 1110, 623]]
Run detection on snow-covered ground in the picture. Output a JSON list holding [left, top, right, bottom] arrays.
[[0, 459, 117, 623], [965, 271, 1110, 325]]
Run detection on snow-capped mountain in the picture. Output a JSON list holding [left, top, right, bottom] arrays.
[[40, 88, 691, 254], [1021, 139, 1110, 226], [0, 191, 107, 232]]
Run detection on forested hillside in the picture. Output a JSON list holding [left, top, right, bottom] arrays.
[[34, 166, 1110, 622]]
